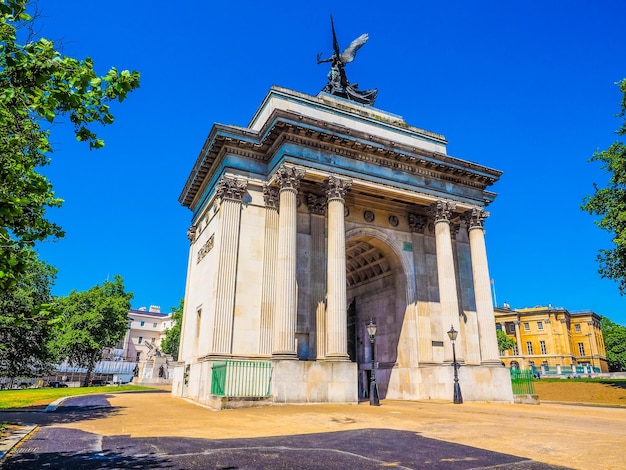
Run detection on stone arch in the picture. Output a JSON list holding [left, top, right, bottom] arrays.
[[344, 226, 414, 399]]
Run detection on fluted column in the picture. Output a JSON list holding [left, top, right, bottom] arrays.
[[409, 213, 432, 363], [430, 200, 460, 362], [324, 175, 352, 360], [308, 194, 328, 360], [272, 165, 305, 358], [259, 183, 279, 356], [467, 207, 501, 364], [212, 176, 247, 355]]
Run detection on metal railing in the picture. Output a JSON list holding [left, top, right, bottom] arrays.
[[510, 369, 535, 395], [211, 360, 272, 398]]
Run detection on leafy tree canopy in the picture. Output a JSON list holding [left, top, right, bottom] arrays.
[[0, 0, 140, 290], [582, 79, 626, 292], [52, 275, 133, 386], [601, 316, 626, 372], [161, 299, 183, 361], [496, 329, 516, 354], [0, 247, 58, 383]]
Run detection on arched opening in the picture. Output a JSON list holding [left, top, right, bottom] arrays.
[[345, 235, 407, 399]]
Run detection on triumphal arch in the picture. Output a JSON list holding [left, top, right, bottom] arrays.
[[172, 85, 513, 405]]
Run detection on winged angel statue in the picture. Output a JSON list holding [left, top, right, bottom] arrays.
[[317, 17, 378, 106]]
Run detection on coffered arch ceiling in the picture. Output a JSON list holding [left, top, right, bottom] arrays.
[[346, 238, 395, 288]]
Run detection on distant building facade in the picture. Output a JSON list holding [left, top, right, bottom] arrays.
[[495, 306, 608, 374], [119, 305, 173, 362]]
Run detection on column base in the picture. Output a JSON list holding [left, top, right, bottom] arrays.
[[324, 353, 351, 361]]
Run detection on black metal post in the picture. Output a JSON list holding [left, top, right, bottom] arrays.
[[451, 340, 463, 404], [369, 333, 380, 406]]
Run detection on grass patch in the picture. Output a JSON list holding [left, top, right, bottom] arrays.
[[0, 385, 154, 409], [536, 377, 626, 384]]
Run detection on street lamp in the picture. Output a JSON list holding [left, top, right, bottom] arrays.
[[447, 324, 463, 404], [366, 319, 380, 406]]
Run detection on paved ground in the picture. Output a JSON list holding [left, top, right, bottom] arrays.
[[1, 390, 625, 469]]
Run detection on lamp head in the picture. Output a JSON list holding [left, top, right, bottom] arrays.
[[366, 319, 377, 339], [447, 325, 458, 342]]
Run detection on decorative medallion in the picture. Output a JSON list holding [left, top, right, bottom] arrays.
[[388, 215, 399, 227], [364, 210, 375, 222]]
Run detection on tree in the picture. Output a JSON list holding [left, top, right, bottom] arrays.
[[161, 299, 183, 361], [582, 79, 626, 292], [601, 316, 626, 372], [496, 329, 516, 354], [0, 0, 140, 290], [0, 247, 58, 386], [52, 275, 133, 386]]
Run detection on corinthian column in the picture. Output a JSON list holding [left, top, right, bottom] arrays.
[[212, 176, 247, 355], [429, 200, 460, 362], [324, 175, 352, 360], [466, 207, 501, 364], [307, 194, 327, 360], [272, 165, 305, 358], [259, 183, 279, 356]]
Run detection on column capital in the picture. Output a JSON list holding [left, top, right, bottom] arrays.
[[216, 176, 247, 202], [263, 182, 279, 209], [307, 193, 327, 215], [187, 225, 197, 243], [408, 213, 427, 233], [465, 206, 490, 230], [274, 164, 306, 191], [428, 199, 456, 222], [323, 175, 352, 200]]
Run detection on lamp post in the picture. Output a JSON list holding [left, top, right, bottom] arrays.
[[366, 319, 380, 406], [447, 325, 463, 404]]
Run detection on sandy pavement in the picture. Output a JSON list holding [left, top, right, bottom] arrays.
[[46, 390, 626, 470]]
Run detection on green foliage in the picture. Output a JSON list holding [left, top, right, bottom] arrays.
[[0, 0, 140, 290], [0, 247, 58, 382], [582, 79, 626, 293], [496, 329, 516, 354], [52, 275, 133, 386], [161, 299, 183, 361], [600, 316, 626, 372]]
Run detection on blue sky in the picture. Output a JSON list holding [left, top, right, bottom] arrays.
[[33, 1, 626, 324]]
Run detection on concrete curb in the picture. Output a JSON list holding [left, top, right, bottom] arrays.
[[0, 424, 38, 462]]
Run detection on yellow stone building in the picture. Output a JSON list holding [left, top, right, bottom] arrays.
[[494, 306, 608, 375]]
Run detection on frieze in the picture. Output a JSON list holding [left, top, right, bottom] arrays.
[[197, 234, 215, 264]]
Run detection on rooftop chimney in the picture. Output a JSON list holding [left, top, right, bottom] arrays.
[[149, 305, 161, 313]]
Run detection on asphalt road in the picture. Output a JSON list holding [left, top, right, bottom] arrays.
[[1, 394, 569, 469]]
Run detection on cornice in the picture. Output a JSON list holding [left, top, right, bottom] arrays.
[[180, 106, 502, 210]]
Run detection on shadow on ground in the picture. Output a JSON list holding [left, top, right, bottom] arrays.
[[3, 427, 570, 469]]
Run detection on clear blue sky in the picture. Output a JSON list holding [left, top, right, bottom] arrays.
[[33, 1, 626, 324]]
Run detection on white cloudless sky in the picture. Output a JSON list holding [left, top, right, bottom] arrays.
[[32, 1, 626, 324]]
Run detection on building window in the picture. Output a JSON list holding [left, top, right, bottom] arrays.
[[513, 344, 519, 355], [138, 336, 143, 344], [523, 322, 530, 332], [578, 343, 585, 356], [537, 321, 543, 331], [575, 323, 581, 333], [136, 352, 141, 361], [507, 323, 515, 334], [153, 322, 158, 328], [526, 341, 534, 355], [140, 321, 145, 327], [151, 337, 155, 343], [496, 324, 502, 331], [540, 340, 547, 355]]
